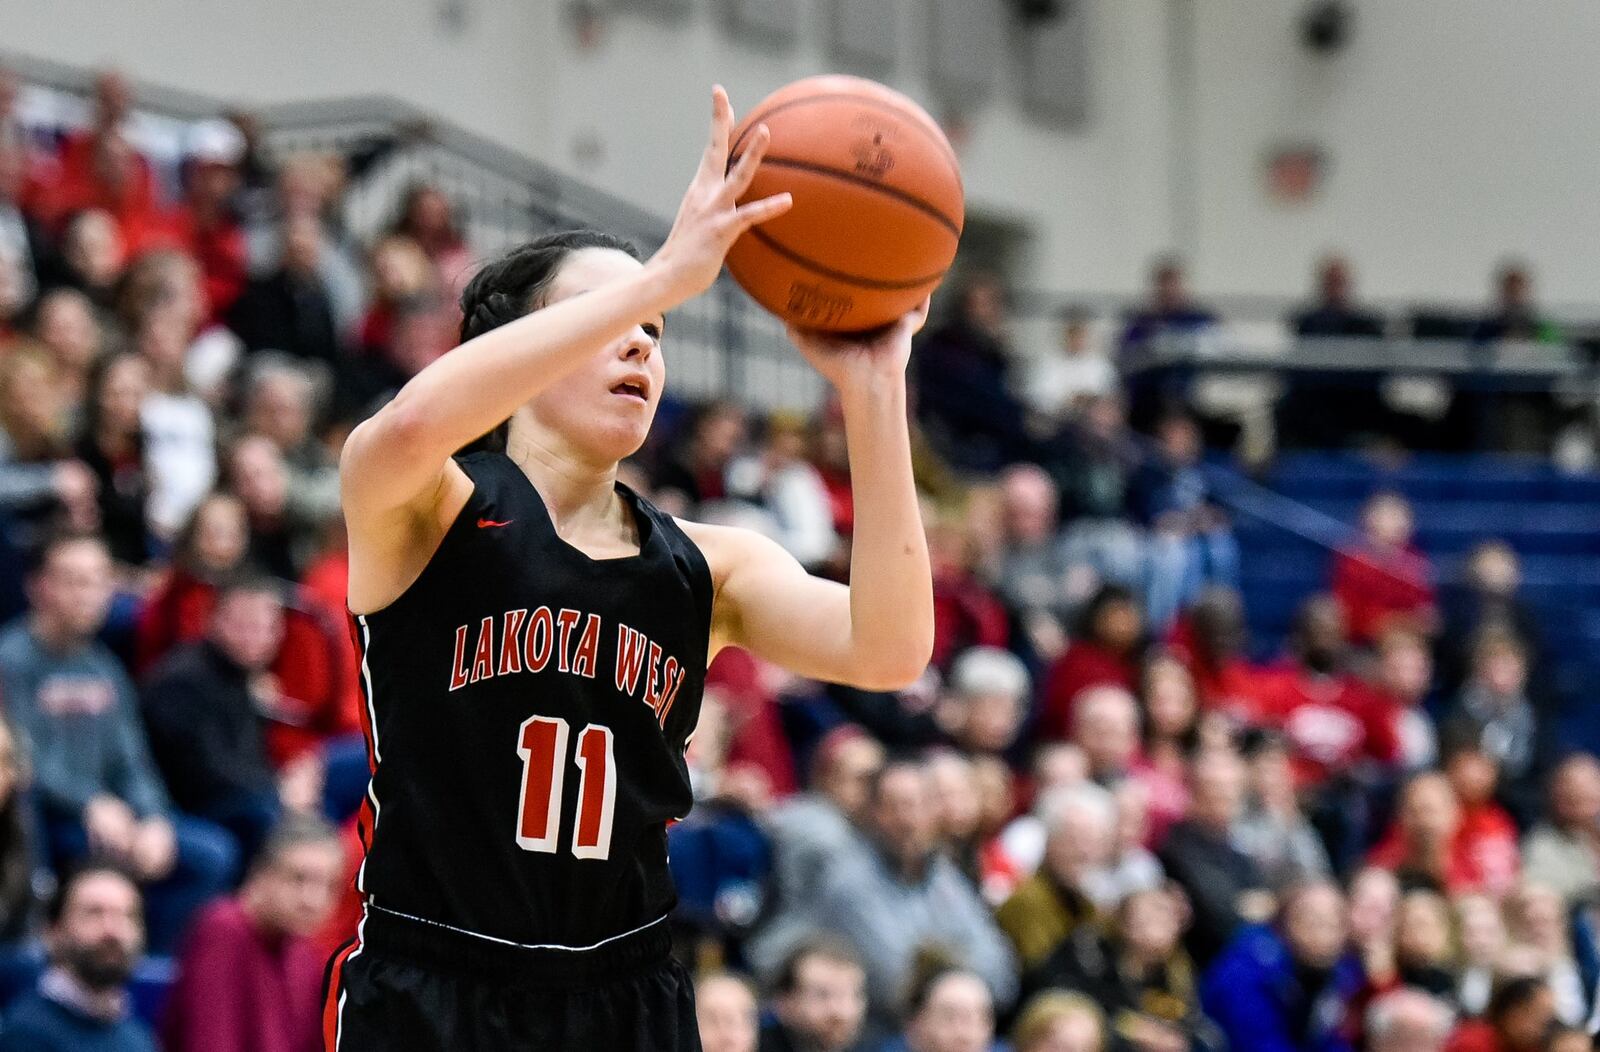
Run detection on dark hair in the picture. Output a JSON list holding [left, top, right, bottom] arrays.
[[903, 961, 983, 1019], [80, 349, 145, 445], [772, 935, 864, 995], [1487, 975, 1549, 1025], [455, 230, 641, 454], [1076, 584, 1140, 642], [47, 861, 138, 925], [171, 491, 246, 576], [247, 813, 341, 882], [212, 568, 283, 605]]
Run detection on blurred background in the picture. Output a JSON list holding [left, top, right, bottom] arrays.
[[0, 2, 1598, 1051]]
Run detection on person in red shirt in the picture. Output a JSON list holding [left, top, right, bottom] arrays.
[[1369, 772, 1507, 896], [1440, 733, 1520, 897], [1166, 585, 1263, 714], [163, 815, 346, 1052], [169, 120, 249, 324], [1245, 596, 1399, 793], [1038, 584, 1143, 740], [926, 500, 1009, 671], [1331, 491, 1438, 647]]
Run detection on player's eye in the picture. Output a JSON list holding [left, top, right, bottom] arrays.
[[642, 322, 663, 341]]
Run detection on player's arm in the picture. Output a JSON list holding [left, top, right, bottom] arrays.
[[339, 86, 789, 520], [686, 304, 935, 691]]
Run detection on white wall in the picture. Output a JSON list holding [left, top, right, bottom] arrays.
[[6, 0, 1599, 309], [1187, 0, 1600, 309]]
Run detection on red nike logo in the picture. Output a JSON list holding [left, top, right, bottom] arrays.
[[477, 518, 513, 529]]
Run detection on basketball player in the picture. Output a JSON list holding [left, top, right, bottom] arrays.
[[323, 87, 934, 1050]]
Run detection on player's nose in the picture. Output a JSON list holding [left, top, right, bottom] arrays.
[[620, 327, 653, 362]]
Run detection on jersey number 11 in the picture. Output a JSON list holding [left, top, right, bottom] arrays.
[[514, 715, 616, 860]]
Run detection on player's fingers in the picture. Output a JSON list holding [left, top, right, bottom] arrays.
[[735, 192, 793, 230], [700, 85, 733, 176], [907, 296, 933, 334], [723, 124, 770, 200]]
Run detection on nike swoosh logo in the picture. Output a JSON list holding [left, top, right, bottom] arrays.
[[477, 518, 513, 529]]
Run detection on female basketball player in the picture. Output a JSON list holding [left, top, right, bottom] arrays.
[[324, 87, 934, 1050]]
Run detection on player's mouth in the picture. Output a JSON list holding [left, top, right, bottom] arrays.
[[609, 378, 649, 402]]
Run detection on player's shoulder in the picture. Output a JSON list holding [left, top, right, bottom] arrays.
[[673, 518, 795, 584]]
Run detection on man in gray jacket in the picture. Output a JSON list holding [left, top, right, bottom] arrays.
[[814, 756, 1017, 1023], [0, 533, 236, 952]]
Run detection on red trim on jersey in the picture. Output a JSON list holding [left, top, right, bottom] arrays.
[[323, 939, 358, 1050]]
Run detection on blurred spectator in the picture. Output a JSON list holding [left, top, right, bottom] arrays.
[[55, 208, 125, 309], [1473, 263, 1558, 346], [1053, 396, 1146, 593], [1439, 541, 1548, 698], [1200, 880, 1360, 1052], [141, 575, 311, 863], [1158, 748, 1268, 966], [243, 154, 366, 333], [727, 413, 838, 569], [1442, 628, 1553, 827], [1292, 256, 1385, 339], [0, 865, 155, 1052], [161, 815, 344, 1052], [1233, 730, 1332, 890], [1245, 595, 1397, 865], [0, 533, 234, 953], [994, 464, 1081, 650], [1441, 733, 1522, 895], [1442, 976, 1556, 1052], [1120, 257, 1217, 355], [0, 348, 97, 543], [1167, 585, 1260, 711], [1369, 772, 1508, 896], [229, 214, 343, 367], [1372, 628, 1440, 772], [815, 758, 1017, 1018], [0, 137, 42, 310], [1130, 414, 1239, 630], [135, 491, 248, 672], [1104, 780, 1165, 904], [1009, 991, 1106, 1052], [939, 647, 1028, 759], [1544, 1027, 1590, 1052], [1038, 585, 1142, 741], [926, 501, 1009, 671], [73, 352, 152, 569], [1071, 686, 1142, 788], [1500, 883, 1588, 1026], [1331, 491, 1438, 646], [1024, 885, 1208, 1050], [1020, 308, 1117, 429], [1365, 990, 1456, 1052], [132, 303, 217, 540], [912, 276, 1031, 472], [240, 355, 340, 525], [1346, 867, 1402, 971], [1136, 652, 1200, 839], [1522, 753, 1600, 907], [35, 288, 107, 425], [1359, 888, 1461, 1010], [170, 119, 249, 323], [391, 184, 473, 302], [656, 403, 746, 511], [759, 937, 872, 1052], [698, 972, 760, 1052], [749, 727, 883, 979], [892, 965, 998, 1052], [224, 433, 313, 579], [1455, 894, 1508, 1015], [997, 782, 1115, 974]]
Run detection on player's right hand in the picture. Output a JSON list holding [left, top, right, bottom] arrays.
[[650, 85, 791, 304]]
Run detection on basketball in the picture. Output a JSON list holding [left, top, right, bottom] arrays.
[[725, 75, 966, 333]]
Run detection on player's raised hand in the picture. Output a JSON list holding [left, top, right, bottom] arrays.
[[787, 297, 932, 391], [651, 86, 792, 303]]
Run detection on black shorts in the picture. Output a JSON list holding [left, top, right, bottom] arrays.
[[323, 906, 701, 1051]]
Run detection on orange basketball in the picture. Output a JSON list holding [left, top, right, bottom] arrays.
[[725, 75, 965, 333]]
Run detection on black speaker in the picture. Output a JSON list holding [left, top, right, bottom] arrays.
[[1301, 0, 1353, 54]]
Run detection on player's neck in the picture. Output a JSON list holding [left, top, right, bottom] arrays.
[[504, 428, 621, 537]]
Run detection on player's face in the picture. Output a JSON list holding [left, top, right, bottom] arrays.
[[525, 249, 666, 468]]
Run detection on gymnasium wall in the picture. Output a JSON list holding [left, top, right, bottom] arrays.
[[6, 0, 1597, 308]]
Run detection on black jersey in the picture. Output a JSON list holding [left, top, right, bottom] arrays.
[[351, 450, 711, 947]]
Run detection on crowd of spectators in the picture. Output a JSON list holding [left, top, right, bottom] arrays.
[[0, 65, 1594, 1052]]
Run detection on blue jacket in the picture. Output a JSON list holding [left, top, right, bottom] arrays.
[[1200, 925, 1361, 1052]]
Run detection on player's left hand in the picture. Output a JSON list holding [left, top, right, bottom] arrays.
[[786, 297, 931, 391]]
